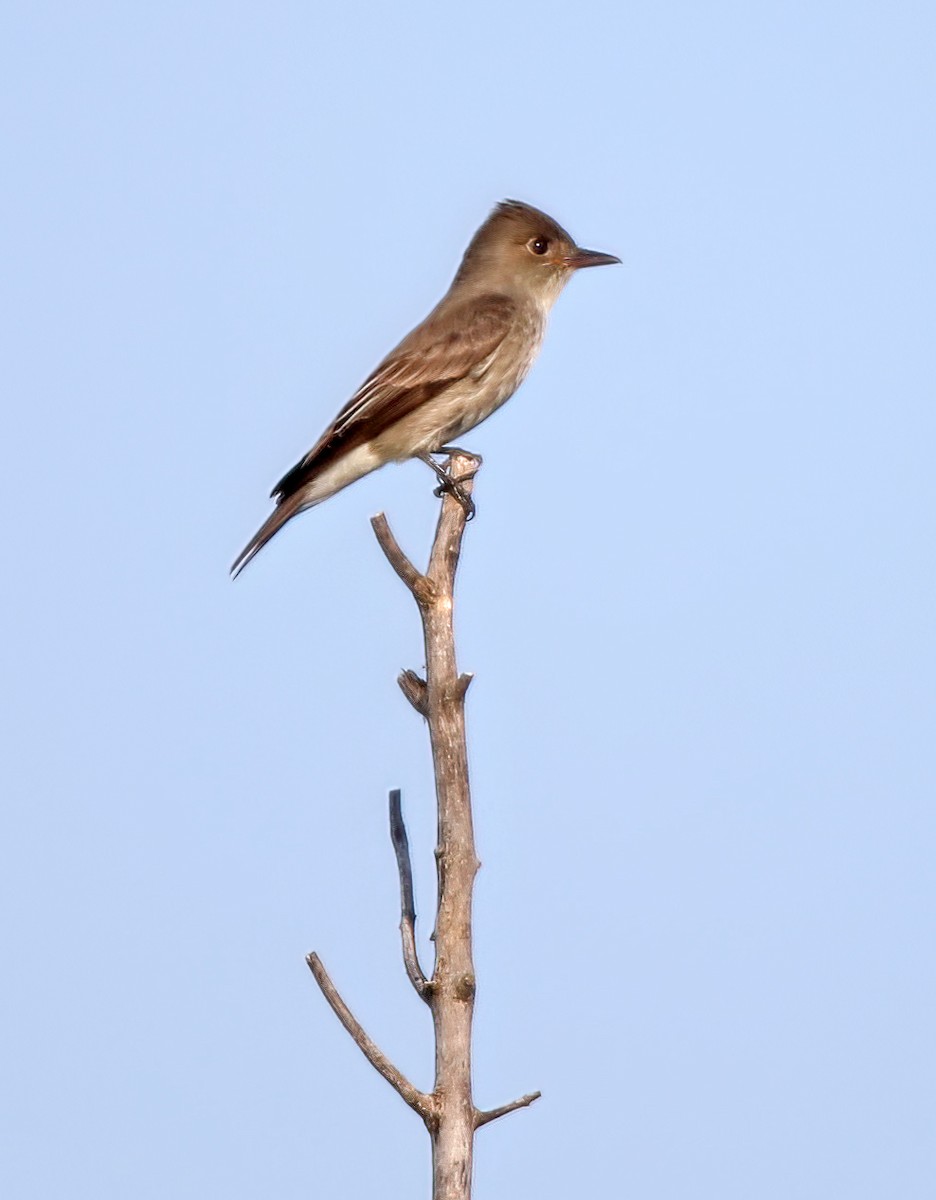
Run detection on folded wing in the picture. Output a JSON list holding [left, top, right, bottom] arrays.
[[271, 293, 516, 503]]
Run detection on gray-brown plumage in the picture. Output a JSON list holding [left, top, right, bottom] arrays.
[[232, 200, 619, 576]]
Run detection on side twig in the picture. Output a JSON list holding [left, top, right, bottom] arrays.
[[306, 952, 433, 1123], [371, 513, 435, 605], [398, 669, 429, 716], [389, 789, 432, 1003], [475, 1091, 542, 1128]]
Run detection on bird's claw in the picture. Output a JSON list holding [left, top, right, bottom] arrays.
[[418, 449, 478, 519], [433, 473, 477, 520]]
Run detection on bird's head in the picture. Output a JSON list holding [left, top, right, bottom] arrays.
[[454, 199, 620, 305]]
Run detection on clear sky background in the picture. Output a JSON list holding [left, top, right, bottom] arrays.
[[2, 2, 934, 1196]]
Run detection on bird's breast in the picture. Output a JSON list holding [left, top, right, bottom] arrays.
[[479, 310, 546, 400]]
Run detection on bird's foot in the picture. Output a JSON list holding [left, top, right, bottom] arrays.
[[432, 475, 476, 520], [418, 451, 478, 520]]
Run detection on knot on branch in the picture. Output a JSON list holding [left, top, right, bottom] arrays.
[[412, 576, 438, 608], [454, 973, 476, 1002]]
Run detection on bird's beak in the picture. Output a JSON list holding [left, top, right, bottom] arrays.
[[563, 247, 622, 269]]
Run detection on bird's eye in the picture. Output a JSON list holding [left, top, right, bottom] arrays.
[[529, 237, 550, 256]]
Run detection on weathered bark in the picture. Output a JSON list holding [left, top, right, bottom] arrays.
[[373, 451, 480, 1198], [308, 453, 539, 1199], [422, 466, 480, 1199]]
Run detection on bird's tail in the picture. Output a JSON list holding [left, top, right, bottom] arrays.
[[230, 492, 313, 578]]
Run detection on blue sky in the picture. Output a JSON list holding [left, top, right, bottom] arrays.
[[2, 2, 934, 1196]]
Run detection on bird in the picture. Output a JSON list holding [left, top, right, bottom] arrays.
[[231, 199, 619, 576]]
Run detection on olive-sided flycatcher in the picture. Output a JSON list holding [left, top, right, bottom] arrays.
[[231, 200, 619, 576]]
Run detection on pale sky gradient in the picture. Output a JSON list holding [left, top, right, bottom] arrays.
[[2, 3, 935, 1197]]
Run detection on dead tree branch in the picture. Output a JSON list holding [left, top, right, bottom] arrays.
[[475, 1090, 542, 1128], [389, 788, 432, 1003], [308, 453, 539, 1199], [398, 668, 429, 716], [305, 952, 432, 1123], [371, 512, 435, 605]]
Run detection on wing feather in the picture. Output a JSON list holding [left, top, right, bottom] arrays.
[[271, 293, 516, 502]]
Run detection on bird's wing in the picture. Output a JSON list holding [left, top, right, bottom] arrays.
[[271, 293, 516, 502]]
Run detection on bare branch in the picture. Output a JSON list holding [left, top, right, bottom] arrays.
[[311, 455, 533, 1198], [398, 669, 429, 716], [475, 1091, 542, 1128], [306, 952, 432, 1120], [371, 513, 435, 604], [388, 790, 432, 1003]]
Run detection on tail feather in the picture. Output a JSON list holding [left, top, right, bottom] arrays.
[[230, 492, 311, 578], [232, 441, 383, 578]]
